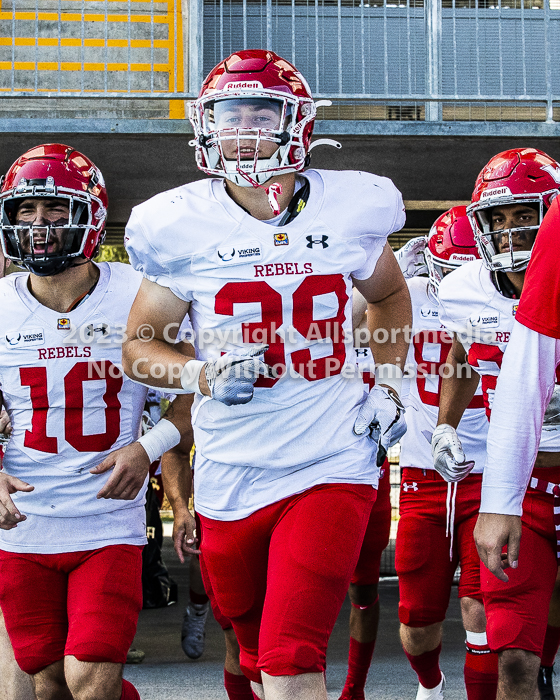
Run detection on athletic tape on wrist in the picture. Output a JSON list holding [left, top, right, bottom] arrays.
[[374, 363, 403, 397], [137, 418, 181, 464], [180, 359, 206, 395]]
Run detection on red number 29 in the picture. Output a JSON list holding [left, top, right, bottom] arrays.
[[214, 275, 348, 387]]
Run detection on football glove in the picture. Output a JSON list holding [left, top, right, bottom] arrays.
[[353, 385, 407, 452], [395, 236, 428, 279], [543, 385, 560, 429], [431, 423, 474, 482], [205, 344, 273, 406]]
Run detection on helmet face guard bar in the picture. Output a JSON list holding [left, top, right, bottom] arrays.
[[468, 192, 549, 273], [189, 89, 316, 187]]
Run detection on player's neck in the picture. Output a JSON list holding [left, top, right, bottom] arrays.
[[504, 269, 525, 298], [28, 261, 100, 313], [224, 173, 297, 220]]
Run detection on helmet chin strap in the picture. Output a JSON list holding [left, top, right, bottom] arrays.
[[235, 167, 284, 216]]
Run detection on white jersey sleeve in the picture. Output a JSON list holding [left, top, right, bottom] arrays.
[[481, 322, 560, 515]]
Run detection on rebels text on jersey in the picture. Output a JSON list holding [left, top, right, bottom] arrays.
[[438, 260, 560, 452], [399, 276, 488, 472], [125, 169, 404, 471], [0, 263, 148, 527]]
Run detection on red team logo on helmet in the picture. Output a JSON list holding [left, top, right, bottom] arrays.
[[188, 49, 318, 189], [0, 143, 108, 276], [468, 147, 560, 272], [424, 206, 479, 294]]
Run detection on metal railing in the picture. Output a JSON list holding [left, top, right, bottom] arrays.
[[1, 0, 560, 125]]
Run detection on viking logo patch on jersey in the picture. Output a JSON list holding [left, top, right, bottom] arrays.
[[274, 233, 289, 246], [5, 327, 44, 348], [217, 241, 262, 264], [469, 312, 500, 329], [306, 235, 329, 249]]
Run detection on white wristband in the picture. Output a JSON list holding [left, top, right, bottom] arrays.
[[180, 360, 206, 395], [137, 418, 181, 464], [374, 363, 403, 397]]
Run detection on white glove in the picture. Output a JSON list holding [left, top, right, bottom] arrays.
[[395, 236, 428, 278], [431, 423, 474, 482], [204, 344, 273, 406], [543, 385, 560, 428], [353, 385, 407, 451]]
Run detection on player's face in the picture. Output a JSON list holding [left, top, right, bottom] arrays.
[[212, 99, 283, 161], [490, 203, 539, 253], [15, 198, 70, 255]]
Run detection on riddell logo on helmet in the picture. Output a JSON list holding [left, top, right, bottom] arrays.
[[481, 186, 511, 199], [449, 254, 477, 262], [224, 81, 263, 90]]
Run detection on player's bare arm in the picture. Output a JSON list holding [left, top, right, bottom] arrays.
[[353, 242, 412, 371], [122, 278, 199, 390], [159, 399, 199, 562], [352, 244, 411, 451], [94, 352, 197, 501], [437, 334, 480, 429]]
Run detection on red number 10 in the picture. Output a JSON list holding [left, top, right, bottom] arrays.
[[20, 360, 123, 454]]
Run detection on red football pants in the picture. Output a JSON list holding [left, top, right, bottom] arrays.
[[482, 466, 560, 655], [396, 469, 483, 627], [0, 545, 143, 675], [351, 460, 392, 586], [199, 482, 376, 683]]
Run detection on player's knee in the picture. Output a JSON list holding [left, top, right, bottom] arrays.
[[499, 648, 540, 688], [66, 661, 122, 700], [259, 641, 324, 678], [400, 622, 442, 655], [349, 583, 378, 607]]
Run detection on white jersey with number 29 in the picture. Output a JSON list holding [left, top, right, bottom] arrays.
[[125, 168, 405, 520]]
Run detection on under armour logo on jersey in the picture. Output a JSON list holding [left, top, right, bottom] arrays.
[[306, 235, 329, 249], [402, 482, 418, 492], [355, 349, 368, 357]]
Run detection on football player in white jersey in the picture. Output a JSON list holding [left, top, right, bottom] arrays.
[[353, 211, 492, 700], [434, 148, 560, 700], [0, 144, 191, 700], [395, 211, 495, 700], [121, 49, 412, 700], [0, 247, 36, 700]]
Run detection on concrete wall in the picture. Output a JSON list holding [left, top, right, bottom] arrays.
[[1, 132, 559, 238]]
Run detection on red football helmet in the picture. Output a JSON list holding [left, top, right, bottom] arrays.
[[468, 148, 560, 272], [424, 206, 479, 294], [189, 50, 317, 187], [0, 143, 108, 276]]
